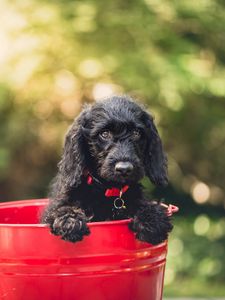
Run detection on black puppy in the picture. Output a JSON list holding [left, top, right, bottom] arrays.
[[42, 96, 172, 244]]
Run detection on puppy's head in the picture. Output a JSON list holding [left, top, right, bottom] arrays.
[[59, 96, 168, 188]]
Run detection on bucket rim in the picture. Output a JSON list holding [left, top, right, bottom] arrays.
[[0, 198, 178, 228]]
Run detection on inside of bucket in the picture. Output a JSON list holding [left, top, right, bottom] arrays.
[[0, 201, 47, 224]]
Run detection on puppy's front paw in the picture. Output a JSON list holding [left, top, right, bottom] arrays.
[[129, 204, 173, 245], [49, 207, 90, 243]]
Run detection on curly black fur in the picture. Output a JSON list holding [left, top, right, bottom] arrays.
[[42, 96, 173, 245]]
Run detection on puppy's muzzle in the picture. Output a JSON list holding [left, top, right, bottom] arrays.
[[115, 161, 134, 177]]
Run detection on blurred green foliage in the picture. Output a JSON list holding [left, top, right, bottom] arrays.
[[164, 216, 225, 297], [0, 0, 224, 296]]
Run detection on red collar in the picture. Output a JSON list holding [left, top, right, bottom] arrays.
[[87, 175, 129, 197]]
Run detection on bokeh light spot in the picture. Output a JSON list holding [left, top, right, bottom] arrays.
[[169, 238, 184, 256], [198, 258, 222, 277], [54, 70, 78, 96], [92, 83, 121, 100], [191, 181, 210, 204], [164, 268, 175, 285], [194, 215, 210, 236], [79, 59, 103, 78]]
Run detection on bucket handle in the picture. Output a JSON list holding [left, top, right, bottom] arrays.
[[161, 203, 179, 216]]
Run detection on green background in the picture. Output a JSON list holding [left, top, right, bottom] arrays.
[[0, 0, 224, 297]]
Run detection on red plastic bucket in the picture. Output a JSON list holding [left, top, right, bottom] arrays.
[[0, 199, 176, 300]]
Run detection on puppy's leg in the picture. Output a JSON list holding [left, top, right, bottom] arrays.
[[129, 202, 173, 245], [42, 205, 90, 242]]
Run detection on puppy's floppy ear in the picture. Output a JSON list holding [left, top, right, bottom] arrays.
[[58, 106, 90, 188], [143, 112, 168, 186]]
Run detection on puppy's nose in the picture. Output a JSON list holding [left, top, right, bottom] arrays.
[[115, 162, 134, 176]]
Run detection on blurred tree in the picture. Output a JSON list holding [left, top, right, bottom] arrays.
[[0, 0, 224, 296], [0, 0, 224, 202]]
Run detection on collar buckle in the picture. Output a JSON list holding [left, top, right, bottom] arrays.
[[114, 198, 126, 209]]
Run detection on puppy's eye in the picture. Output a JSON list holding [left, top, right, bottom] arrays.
[[99, 131, 112, 140], [132, 129, 141, 139]]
